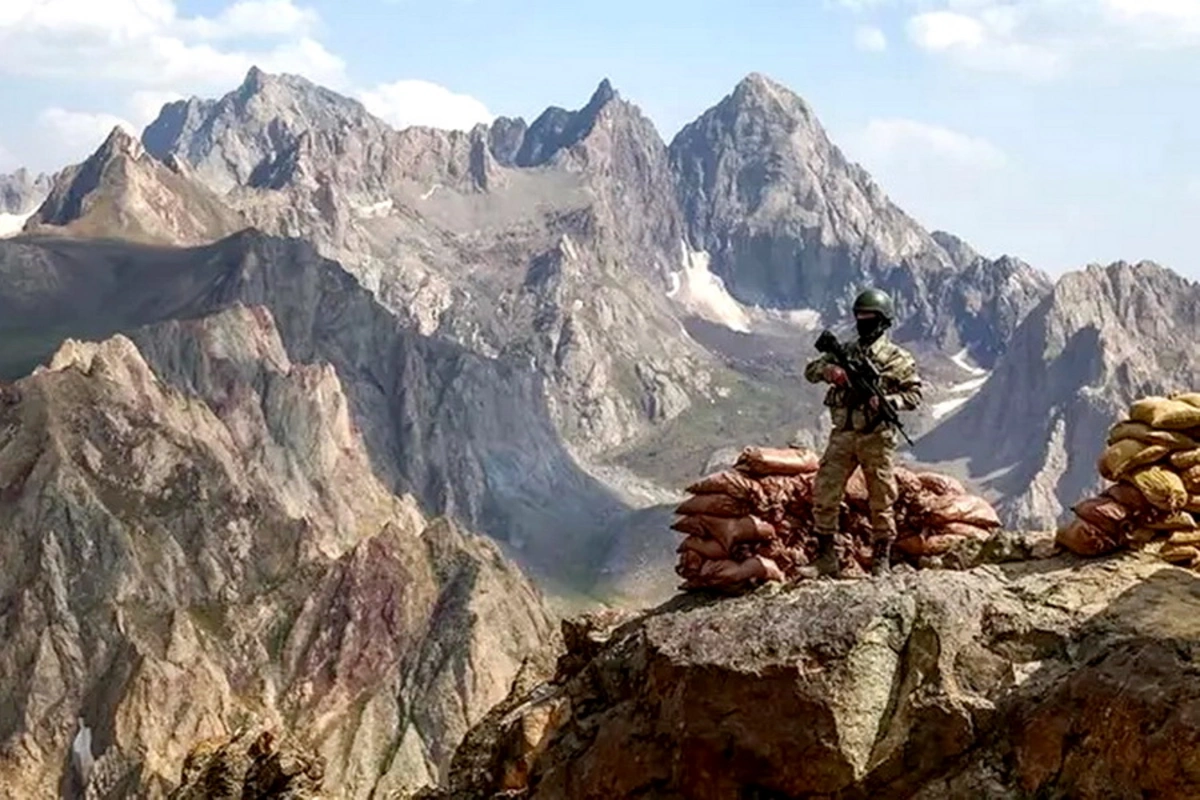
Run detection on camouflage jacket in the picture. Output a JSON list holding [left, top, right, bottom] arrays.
[[804, 335, 923, 432]]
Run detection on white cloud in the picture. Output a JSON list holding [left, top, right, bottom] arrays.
[[37, 109, 137, 159], [853, 118, 1007, 170], [836, 0, 1200, 76], [358, 81, 495, 132], [0, 0, 346, 92], [854, 25, 889, 51]]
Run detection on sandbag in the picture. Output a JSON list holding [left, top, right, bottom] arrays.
[[675, 550, 703, 579], [1168, 392, 1200, 409], [670, 516, 707, 537], [1186, 495, 1200, 515], [696, 555, 785, 586], [1128, 466, 1189, 512], [936, 521, 994, 539], [1056, 518, 1121, 556], [1127, 527, 1158, 546], [1158, 544, 1200, 565], [1103, 482, 1150, 513], [894, 534, 965, 556], [844, 468, 869, 503], [676, 535, 728, 559], [675, 493, 747, 518], [1144, 510, 1197, 531], [916, 472, 966, 496], [735, 446, 820, 476], [686, 470, 758, 499], [1168, 530, 1200, 545], [894, 468, 924, 496], [697, 515, 776, 552], [1129, 396, 1200, 431], [1097, 439, 1170, 482], [1171, 449, 1200, 471], [1107, 420, 1198, 450], [1072, 496, 1132, 536], [923, 494, 1002, 528], [1182, 465, 1200, 494]]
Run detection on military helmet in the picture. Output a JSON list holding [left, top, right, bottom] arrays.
[[852, 288, 894, 322]]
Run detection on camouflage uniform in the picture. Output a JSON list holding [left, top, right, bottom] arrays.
[[804, 321, 922, 576]]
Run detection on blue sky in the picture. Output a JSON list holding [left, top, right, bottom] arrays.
[[2, 0, 1200, 279]]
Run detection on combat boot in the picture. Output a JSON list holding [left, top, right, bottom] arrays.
[[813, 534, 840, 578], [871, 537, 893, 577]]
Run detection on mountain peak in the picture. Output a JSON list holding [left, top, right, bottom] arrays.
[[589, 78, 617, 108], [99, 125, 143, 159]]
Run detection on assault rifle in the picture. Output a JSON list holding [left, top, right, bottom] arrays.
[[815, 329, 914, 446]]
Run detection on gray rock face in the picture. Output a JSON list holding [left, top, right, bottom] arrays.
[[0, 305, 556, 799], [0, 232, 630, 587], [668, 73, 1051, 366], [0, 168, 51, 214], [432, 549, 1200, 800], [916, 261, 1200, 529], [141, 69, 717, 458]]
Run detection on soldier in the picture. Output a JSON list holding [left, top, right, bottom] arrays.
[[803, 288, 922, 578]]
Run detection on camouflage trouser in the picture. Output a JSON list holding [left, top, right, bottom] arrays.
[[812, 427, 898, 542]]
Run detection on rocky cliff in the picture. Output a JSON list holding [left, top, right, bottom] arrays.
[[0, 305, 557, 799], [141, 69, 717, 458], [26, 127, 244, 245], [0, 231, 630, 588], [668, 73, 1050, 366], [427, 541, 1200, 799], [916, 261, 1200, 530]]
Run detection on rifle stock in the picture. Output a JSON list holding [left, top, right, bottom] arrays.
[[814, 329, 914, 446]]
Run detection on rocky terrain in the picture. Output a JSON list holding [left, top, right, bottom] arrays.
[[427, 540, 1200, 799], [917, 261, 1200, 529], [0, 305, 557, 798]]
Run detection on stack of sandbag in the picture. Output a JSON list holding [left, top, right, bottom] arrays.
[[673, 445, 1002, 591], [1057, 393, 1200, 566]]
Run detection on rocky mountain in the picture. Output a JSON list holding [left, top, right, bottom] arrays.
[[0, 168, 51, 238], [0, 231, 630, 590], [25, 127, 245, 245], [140, 69, 719, 460], [0, 305, 556, 798], [916, 261, 1200, 529], [668, 73, 1051, 366], [426, 543, 1200, 799]]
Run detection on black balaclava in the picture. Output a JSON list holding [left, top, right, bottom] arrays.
[[856, 313, 888, 344]]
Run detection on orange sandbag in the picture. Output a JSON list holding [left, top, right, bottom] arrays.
[[675, 550, 703, 579], [1072, 496, 1131, 536], [1172, 449, 1200, 471], [1182, 465, 1200, 494], [894, 468, 924, 496], [695, 515, 776, 552], [1056, 518, 1120, 557], [1098, 439, 1171, 482], [695, 555, 785, 586], [1144, 510, 1197, 531], [923, 494, 1002, 528], [686, 470, 759, 500], [734, 446, 820, 476], [675, 493, 747, 518], [916, 472, 966, 496], [894, 534, 964, 556], [676, 535, 728, 559], [1103, 482, 1150, 514], [936, 521, 994, 539], [844, 468, 869, 503], [670, 516, 706, 537]]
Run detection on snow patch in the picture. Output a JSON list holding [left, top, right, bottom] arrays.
[[71, 718, 94, 784], [667, 242, 751, 333], [560, 234, 579, 261], [931, 396, 971, 420], [950, 348, 987, 376], [420, 185, 442, 200], [353, 199, 394, 219], [0, 210, 33, 238], [947, 375, 988, 394]]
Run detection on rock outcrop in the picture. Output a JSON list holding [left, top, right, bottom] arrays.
[[916, 261, 1200, 530], [26, 126, 245, 244], [0, 306, 557, 799], [0, 168, 51, 238], [430, 543, 1200, 799]]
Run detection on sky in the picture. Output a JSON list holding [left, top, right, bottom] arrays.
[[2, 0, 1200, 279]]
